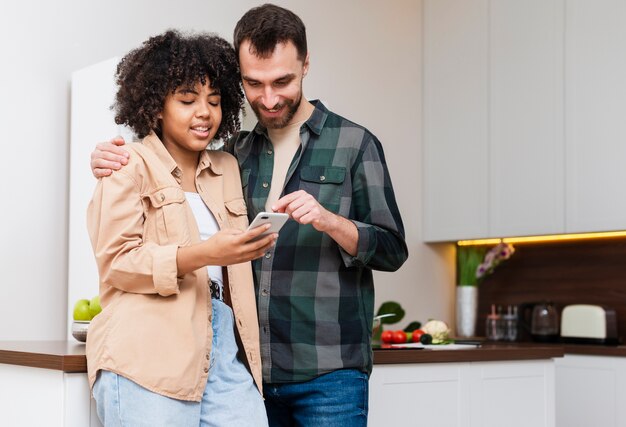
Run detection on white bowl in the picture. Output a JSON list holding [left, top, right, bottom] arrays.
[[72, 320, 90, 342]]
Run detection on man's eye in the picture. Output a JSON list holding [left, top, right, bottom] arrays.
[[274, 81, 288, 87], [247, 81, 260, 87]]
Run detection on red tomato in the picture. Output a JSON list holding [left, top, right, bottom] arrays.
[[411, 329, 425, 343], [381, 330, 394, 344], [391, 330, 407, 344]]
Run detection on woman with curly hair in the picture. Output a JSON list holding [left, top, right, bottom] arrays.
[[86, 30, 272, 426]]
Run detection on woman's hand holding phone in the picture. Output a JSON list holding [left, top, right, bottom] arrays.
[[205, 225, 277, 266]]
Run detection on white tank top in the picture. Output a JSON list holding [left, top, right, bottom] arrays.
[[185, 192, 223, 298]]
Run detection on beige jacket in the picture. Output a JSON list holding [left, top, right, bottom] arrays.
[[86, 133, 262, 401]]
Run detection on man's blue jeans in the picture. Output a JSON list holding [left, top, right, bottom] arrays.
[[264, 369, 369, 426]]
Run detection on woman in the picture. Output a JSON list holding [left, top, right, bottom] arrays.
[[86, 30, 273, 426]]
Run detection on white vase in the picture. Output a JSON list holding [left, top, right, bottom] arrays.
[[456, 285, 478, 338]]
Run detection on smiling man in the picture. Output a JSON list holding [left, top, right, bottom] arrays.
[[227, 5, 408, 426], [90, 4, 408, 426]]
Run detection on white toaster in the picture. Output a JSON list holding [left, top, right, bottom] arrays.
[[560, 304, 619, 345]]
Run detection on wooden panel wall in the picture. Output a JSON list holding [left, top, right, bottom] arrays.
[[473, 238, 626, 341]]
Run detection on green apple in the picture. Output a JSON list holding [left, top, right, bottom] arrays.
[[89, 295, 102, 318], [73, 299, 92, 321]]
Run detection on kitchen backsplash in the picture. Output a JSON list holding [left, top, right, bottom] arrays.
[[474, 237, 626, 341]]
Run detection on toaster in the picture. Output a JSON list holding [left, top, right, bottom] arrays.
[[560, 304, 619, 345]]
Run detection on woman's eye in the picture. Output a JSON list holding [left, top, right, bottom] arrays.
[[180, 100, 194, 105]]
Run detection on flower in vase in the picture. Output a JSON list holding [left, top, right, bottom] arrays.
[[457, 243, 515, 286], [476, 243, 515, 281]]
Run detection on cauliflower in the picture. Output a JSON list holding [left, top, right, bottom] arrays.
[[422, 320, 450, 344]]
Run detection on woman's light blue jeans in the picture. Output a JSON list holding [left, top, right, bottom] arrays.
[[93, 299, 267, 427]]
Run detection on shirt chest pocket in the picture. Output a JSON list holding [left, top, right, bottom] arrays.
[[299, 166, 346, 213], [224, 197, 249, 231], [144, 187, 191, 245]]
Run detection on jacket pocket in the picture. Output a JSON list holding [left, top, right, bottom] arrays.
[[299, 166, 346, 213], [224, 197, 249, 230], [144, 187, 190, 245]]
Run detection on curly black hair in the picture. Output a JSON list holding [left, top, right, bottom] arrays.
[[114, 29, 244, 140]]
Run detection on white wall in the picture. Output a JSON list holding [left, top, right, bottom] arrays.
[[0, 0, 454, 341]]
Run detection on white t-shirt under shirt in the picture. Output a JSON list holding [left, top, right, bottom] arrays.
[[265, 119, 305, 212], [185, 191, 223, 299]]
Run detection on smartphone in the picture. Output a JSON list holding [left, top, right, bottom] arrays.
[[246, 212, 289, 241]]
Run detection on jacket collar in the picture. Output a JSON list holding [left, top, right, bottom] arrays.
[[142, 132, 223, 177]]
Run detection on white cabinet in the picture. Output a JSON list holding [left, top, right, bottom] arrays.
[[423, 0, 626, 241], [0, 364, 102, 427], [555, 355, 626, 427], [422, 0, 490, 241], [423, 0, 564, 241], [369, 359, 555, 427], [564, 0, 626, 233], [488, 0, 565, 238]]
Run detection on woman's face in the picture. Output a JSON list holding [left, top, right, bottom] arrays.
[[158, 79, 222, 155]]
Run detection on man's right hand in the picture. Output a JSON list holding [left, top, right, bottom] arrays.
[[91, 136, 130, 178]]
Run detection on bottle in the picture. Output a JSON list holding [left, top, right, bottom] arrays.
[[502, 305, 518, 342], [485, 304, 504, 341]]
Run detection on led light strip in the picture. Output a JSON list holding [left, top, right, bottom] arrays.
[[457, 230, 626, 246]]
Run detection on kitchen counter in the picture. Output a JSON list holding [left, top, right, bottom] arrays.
[[3, 341, 626, 372], [373, 342, 564, 364], [0, 341, 87, 372]]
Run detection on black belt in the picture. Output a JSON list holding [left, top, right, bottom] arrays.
[[209, 280, 223, 301]]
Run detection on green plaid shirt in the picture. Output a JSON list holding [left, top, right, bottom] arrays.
[[227, 100, 408, 383]]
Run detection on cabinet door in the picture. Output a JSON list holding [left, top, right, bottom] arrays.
[[369, 363, 469, 426], [469, 360, 555, 427], [565, 0, 626, 233], [555, 355, 626, 427], [489, 0, 565, 237], [422, 0, 489, 242]]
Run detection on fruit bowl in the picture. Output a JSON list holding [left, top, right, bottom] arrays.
[[72, 320, 90, 343]]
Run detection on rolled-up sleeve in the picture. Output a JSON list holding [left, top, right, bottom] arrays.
[[339, 136, 409, 272], [87, 170, 180, 296]]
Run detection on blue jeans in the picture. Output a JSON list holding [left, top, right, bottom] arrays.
[[264, 369, 369, 427], [93, 299, 267, 427]]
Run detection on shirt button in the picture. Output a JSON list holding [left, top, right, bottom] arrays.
[[261, 289, 269, 296], [208, 314, 212, 322], [262, 182, 269, 188], [204, 367, 209, 373], [265, 252, 272, 259], [320, 175, 326, 181], [159, 193, 165, 201], [206, 353, 210, 360]]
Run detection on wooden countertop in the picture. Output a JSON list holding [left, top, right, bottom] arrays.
[[0, 341, 87, 372], [373, 343, 564, 364], [3, 341, 626, 372]]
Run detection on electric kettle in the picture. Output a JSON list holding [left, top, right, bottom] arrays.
[[519, 301, 559, 342]]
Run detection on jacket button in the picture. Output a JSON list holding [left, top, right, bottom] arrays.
[[265, 252, 272, 259], [261, 289, 269, 296], [262, 182, 269, 188], [320, 175, 326, 181]]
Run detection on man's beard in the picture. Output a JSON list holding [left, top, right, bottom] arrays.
[[251, 90, 302, 129]]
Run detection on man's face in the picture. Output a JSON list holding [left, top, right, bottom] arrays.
[[239, 40, 309, 129]]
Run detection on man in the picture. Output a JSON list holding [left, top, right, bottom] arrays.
[[91, 4, 408, 425]]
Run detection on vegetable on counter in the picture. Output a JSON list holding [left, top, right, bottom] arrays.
[[421, 320, 451, 344]]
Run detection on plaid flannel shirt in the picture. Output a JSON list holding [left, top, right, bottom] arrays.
[[227, 100, 408, 383]]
